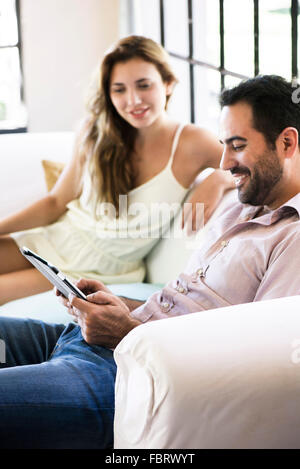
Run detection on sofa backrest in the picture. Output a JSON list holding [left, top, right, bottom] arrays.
[[146, 189, 237, 284], [0, 132, 74, 219]]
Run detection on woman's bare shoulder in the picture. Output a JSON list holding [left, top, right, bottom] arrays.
[[175, 123, 222, 181], [180, 123, 216, 150]]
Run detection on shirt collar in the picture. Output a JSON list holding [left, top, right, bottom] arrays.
[[278, 192, 300, 217], [238, 192, 300, 225]]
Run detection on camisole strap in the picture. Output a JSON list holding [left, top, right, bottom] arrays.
[[165, 124, 186, 170]]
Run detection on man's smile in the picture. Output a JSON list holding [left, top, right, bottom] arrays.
[[233, 173, 249, 188], [230, 167, 251, 188]]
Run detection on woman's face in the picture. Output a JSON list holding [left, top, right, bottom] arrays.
[[109, 58, 173, 130]]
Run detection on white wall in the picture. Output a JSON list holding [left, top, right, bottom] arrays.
[[20, 0, 120, 132]]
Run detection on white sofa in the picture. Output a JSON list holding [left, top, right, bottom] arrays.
[[114, 296, 300, 449], [2, 132, 298, 449]]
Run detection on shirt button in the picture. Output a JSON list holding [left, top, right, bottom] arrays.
[[162, 302, 169, 309], [221, 240, 228, 247], [197, 268, 204, 276], [177, 286, 185, 293]]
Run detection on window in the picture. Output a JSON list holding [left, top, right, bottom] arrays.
[[0, 0, 26, 133], [129, 0, 299, 133]]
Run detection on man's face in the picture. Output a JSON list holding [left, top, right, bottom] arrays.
[[219, 101, 283, 207]]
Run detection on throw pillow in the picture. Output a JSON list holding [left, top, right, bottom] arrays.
[[41, 160, 65, 191]]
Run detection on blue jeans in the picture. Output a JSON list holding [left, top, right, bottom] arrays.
[[0, 317, 116, 449]]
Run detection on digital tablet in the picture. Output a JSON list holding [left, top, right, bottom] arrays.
[[20, 246, 87, 300]]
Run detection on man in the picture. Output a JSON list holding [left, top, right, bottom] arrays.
[[1, 75, 300, 448]]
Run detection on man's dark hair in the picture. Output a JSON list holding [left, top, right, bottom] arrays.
[[220, 75, 300, 148]]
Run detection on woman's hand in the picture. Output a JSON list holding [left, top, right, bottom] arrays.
[[182, 169, 235, 233]]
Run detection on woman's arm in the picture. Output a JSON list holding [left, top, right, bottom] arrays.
[[182, 169, 235, 230], [0, 134, 86, 236], [175, 124, 235, 229], [174, 124, 224, 187]]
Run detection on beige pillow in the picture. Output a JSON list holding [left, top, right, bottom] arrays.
[[41, 160, 65, 191]]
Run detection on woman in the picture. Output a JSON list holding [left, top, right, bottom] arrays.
[[0, 35, 233, 304]]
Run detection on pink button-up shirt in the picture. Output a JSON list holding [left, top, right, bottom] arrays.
[[131, 193, 300, 323]]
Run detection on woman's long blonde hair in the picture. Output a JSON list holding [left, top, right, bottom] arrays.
[[79, 35, 178, 213]]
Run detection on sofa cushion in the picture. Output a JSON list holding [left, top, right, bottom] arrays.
[[0, 282, 161, 324]]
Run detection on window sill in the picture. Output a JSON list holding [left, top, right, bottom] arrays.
[[0, 127, 27, 134]]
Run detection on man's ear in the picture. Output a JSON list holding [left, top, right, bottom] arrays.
[[278, 127, 298, 158]]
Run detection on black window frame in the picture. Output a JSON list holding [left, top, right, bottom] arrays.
[[159, 0, 299, 124], [0, 0, 27, 134]]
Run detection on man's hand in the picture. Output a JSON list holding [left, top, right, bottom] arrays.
[[67, 289, 141, 348], [55, 278, 111, 311], [55, 277, 142, 347]]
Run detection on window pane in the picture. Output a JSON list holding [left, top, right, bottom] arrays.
[[298, 9, 300, 80], [0, 47, 26, 127], [224, 0, 254, 76], [164, 0, 189, 56], [259, 0, 291, 79], [195, 67, 221, 133], [0, 0, 18, 46], [193, 0, 220, 67], [224, 74, 244, 89], [132, 0, 160, 43], [167, 57, 190, 123]]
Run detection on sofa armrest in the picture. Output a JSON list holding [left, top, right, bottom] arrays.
[[114, 296, 300, 449]]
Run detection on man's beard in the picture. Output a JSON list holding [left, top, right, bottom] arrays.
[[234, 150, 283, 206]]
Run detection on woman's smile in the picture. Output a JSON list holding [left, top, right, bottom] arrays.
[[129, 106, 150, 120]]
